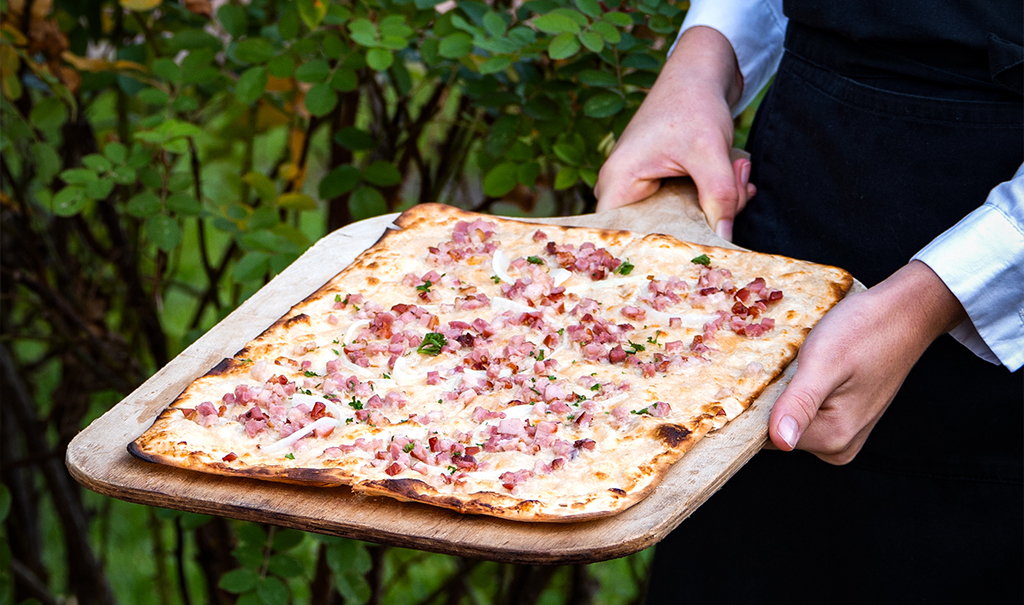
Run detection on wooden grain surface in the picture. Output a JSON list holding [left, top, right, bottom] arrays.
[[66, 179, 862, 565]]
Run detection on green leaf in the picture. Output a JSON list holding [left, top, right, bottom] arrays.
[[602, 11, 633, 27], [517, 161, 541, 186], [235, 67, 267, 105], [348, 19, 378, 47], [82, 154, 112, 173], [152, 58, 182, 82], [297, 0, 327, 30], [584, 91, 624, 118], [334, 127, 376, 151], [271, 529, 305, 551], [167, 192, 202, 215], [127, 192, 161, 217], [304, 84, 338, 117], [29, 97, 67, 130], [483, 162, 518, 197], [554, 165, 578, 189], [478, 55, 511, 74], [622, 53, 660, 70], [579, 31, 603, 53], [380, 15, 414, 38], [218, 568, 259, 594], [349, 186, 386, 221], [485, 115, 520, 157], [243, 172, 277, 203], [553, 139, 584, 166], [578, 69, 617, 87], [278, 9, 300, 39], [295, 59, 330, 83], [277, 192, 316, 210], [322, 33, 345, 59], [591, 20, 620, 44], [483, 12, 507, 37], [85, 178, 115, 200], [233, 251, 270, 282], [241, 230, 299, 254], [362, 161, 401, 187], [167, 29, 221, 53], [235, 38, 276, 64], [319, 165, 361, 199], [533, 13, 581, 34], [267, 553, 304, 578], [579, 167, 598, 188], [548, 32, 580, 59], [574, 0, 602, 18], [330, 68, 358, 92], [237, 593, 262, 605], [365, 48, 393, 72], [438, 32, 473, 59], [256, 577, 288, 605], [218, 3, 247, 38], [104, 142, 128, 164], [110, 165, 137, 185], [148, 215, 182, 252], [32, 143, 62, 184], [247, 205, 278, 230], [52, 186, 87, 216], [267, 54, 295, 78], [61, 168, 98, 186], [336, 570, 371, 604]]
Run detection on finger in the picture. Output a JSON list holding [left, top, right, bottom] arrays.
[[713, 159, 752, 241], [686, 142, 741, 239], [768, 358, 846, 451], [594, 162, 664, 213]]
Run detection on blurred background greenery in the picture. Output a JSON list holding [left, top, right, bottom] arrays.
[[0, 0, 760, 602]]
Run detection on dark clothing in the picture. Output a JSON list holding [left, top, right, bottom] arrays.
[[646, 14, 1023, 604]]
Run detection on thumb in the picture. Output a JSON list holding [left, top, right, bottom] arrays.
[[594, 164, 662, 213], [686, 148, 742, 240], [768, 361, 840, 451]]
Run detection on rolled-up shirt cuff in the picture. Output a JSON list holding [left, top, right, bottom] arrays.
[[912, 194, 1024, 371], [671, 0, 787, 116]]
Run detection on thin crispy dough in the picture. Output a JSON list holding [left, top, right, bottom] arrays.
[[131, 203, 853, 522]]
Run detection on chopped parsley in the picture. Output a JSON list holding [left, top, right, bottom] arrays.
[[590, 383, 602, 391], [304, 370, 320, 377], [403, 443, 415, 453], [631, 408, 650, 416], [447, 465, 458, 474], [647, 331, 664, 346], [300, 388, 312, 396], [382, 373, 390, 379], [333, 349, 340, 356], [332, 339, 340, 344], [348, 397, 363, 410], [334, 294, 342, 302], [529, 386, 542, 396], [284, 453, 295, 460], [240, 358, 253, 363], [547, 375, 557, 381], [417, 332, 447, 356], [490, 275, 501, 284], [691, 254, 711, 266], [614, 260, 634, 275], [627, 340, 646, 355], [416, 280, 432, 292], [527, 255, 544, 265]]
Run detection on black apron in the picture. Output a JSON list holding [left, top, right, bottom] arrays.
[[646, 10, 1023, 603]]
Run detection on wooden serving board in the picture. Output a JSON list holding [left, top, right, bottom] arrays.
[[67, 180, 862, 565]]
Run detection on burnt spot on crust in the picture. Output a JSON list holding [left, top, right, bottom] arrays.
[[609, 488, 626, 497], [283, 314, 311, 329], [205, 358, 236, 377], [367, 276, 379, 285], [127, 441, 158, 464], [368, 477, 431, 501], [654, 423, 692, 448]]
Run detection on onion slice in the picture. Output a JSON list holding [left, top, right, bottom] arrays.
[[344, 320, 370, 346], [549, 268, 571, 286], [492, 248, 514, 284], [491, 297, 534, 315], [261, 417, 341, 454]]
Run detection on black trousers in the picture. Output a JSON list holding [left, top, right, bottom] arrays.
[[646, 28, 1023, 604]]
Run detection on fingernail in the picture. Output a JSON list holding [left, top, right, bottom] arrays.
[[715, 219, 733, 241], [740, 160, 751, 185], [778, 415, 799, 449]]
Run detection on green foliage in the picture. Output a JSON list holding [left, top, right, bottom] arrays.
[[0, 0, 760, 602]]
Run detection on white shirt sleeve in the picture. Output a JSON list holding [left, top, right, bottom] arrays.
[[670, 0, 788, 116], [912, 164, 1024, 372]]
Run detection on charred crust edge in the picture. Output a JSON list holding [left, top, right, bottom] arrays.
[[654, 423, 693, 448]]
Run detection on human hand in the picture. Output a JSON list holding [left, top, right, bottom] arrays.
[[594, 26, 756, 240], [768, 261, 967, 464]]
